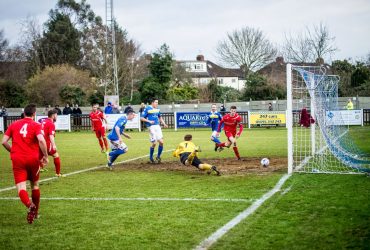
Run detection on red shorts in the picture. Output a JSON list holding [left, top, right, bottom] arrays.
[[225, 130, 237, 139], [94, 126, 106, 138], [11, 155, 40, 184]]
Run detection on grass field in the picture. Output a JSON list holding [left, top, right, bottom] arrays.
[[0, 127, 369, 249]]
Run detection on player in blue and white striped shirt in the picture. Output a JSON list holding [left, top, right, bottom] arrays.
[[140, 98, 168, 163]]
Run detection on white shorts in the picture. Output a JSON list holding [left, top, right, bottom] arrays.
[[149, 125, 163, 142], [211, 131, 220, 138], [109, 140, 128, 151]]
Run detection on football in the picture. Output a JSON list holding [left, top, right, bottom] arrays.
[[261, 158, 270, 167]]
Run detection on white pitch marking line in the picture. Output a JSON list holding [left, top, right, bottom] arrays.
[[194, 174, 291, 250], [0, 197, 254, 202], [0, 149, 174, 193]]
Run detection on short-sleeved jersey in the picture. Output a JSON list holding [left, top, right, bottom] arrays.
[[207, 111, 222, 131], [89, 110, 105, 129], [41, 118, 56, 143], [4, 118, 43, 158], [173, 141, 198, 158], [141, 105, 161, 127], [218, 113, 242, 133], [107, 115, 128, 141]]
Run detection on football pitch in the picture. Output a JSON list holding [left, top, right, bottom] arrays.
[[0, 128, 369, 249]]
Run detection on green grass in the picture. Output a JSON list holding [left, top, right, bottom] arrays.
[[0, 127, 369, 249]]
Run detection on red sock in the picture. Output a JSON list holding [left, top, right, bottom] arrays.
[[54, 157, 61, 174], [217, 142, 226, 148], [32, 189, 40, 211], [103, 138, 108, 151], [98, 138, 104, 149], [18, 189, 31, 208], [233, 146, 240, 159]]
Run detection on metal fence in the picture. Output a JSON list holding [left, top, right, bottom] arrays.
[[2, 109, 370, 131]]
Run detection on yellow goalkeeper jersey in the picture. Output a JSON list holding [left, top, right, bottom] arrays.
[[173, 141, 198, 158]]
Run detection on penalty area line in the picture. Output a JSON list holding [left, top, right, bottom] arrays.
[[0, 197, 254, 202], [194, 174, 291, 250], [0, 149, 174, 193]]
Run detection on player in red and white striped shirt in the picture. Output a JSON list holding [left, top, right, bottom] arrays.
[[216, 106, 243, 160], [2, 104, 49, 224]]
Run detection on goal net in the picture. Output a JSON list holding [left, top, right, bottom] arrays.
[[286, 64, 370, 174]]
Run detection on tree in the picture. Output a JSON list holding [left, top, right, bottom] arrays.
[[88, 87, 104, 105], [242, 72, 285, 100], [139, 44, 173, 102], [59, 84, 86, 105], [216, 26, 277, 74], [40, 11, 81, 66], [167, 83, 199, 102], [0, 30, 8, 61], [138, 77, 161, 103], [26, 64, 91, 105], [331, 59, 354, 96], [282, 23, 337, 63], [0, 80, 26, 107]]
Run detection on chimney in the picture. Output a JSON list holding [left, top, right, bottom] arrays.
[[276, 57, 284, 64], [196, 55, 204, 61]]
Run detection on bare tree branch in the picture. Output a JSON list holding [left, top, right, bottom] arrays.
[[216, 26, 277, 73], [282, 22, 337, 63]]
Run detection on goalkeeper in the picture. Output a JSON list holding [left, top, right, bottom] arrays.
[[173, 134, 220, 175]]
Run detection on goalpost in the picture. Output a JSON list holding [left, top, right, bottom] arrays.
[[286, 63, 370, 174]]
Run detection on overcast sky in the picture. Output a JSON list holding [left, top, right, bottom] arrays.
[[1, 0, 370, 64]]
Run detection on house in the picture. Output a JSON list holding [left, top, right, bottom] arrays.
[[257, 57, 332, 87], [178, 55, 246, 91]]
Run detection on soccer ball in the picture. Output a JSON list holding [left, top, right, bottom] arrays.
[[261, 158, 270, 167]]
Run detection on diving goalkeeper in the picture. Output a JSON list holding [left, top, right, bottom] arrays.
[[173, 134, 220, 175]]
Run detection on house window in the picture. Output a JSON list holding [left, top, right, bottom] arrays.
[[218, 78, 224, 84], [232, 78, 236, 83], [194, 64, 202, 70]]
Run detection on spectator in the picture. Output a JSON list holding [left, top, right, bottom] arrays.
[[124, 103, 133, 114], [139, 103, 146, 131], [104, 102, 113, 114], [62, 104, 73, 115], [72, 104, 82, 127], [20, 108, 25, 119], [55, 105, 62, 115], [139, 103, 146, 114], [268, 103, 273, 111], [299, 107, 315, 128], [112, 104, 120, 114], [346, 99, 354, 110], [0, 106, 7, 117], [220, 104, 226, 113], [43, 105, 51, 115]]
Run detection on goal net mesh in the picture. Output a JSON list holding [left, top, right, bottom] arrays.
[[289, 65, 370, 174]]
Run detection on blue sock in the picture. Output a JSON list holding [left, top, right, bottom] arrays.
[[158, 145, 163, 158], [150, 147, 155, 160], [109, 149, 125, 164]]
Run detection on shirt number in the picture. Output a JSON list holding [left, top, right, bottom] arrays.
[[20, 124, 28, 137]]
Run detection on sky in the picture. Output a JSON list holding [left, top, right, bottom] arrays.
[[1, 0, 370, 65]]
